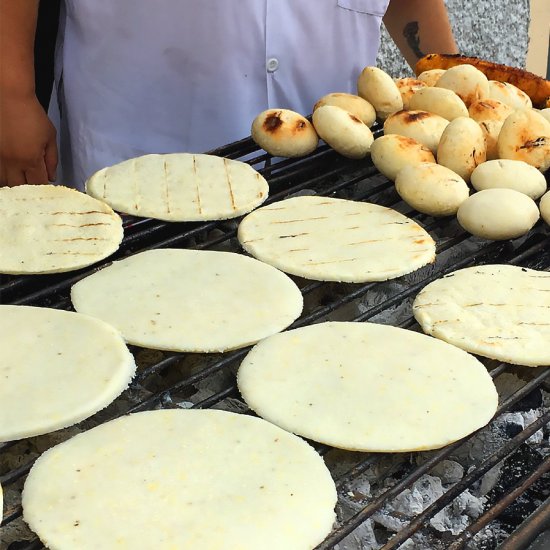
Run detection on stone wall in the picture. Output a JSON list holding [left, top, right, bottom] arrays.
[[377, 0, 531, 77]]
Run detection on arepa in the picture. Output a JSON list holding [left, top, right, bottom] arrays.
[[0, 185, 123, 274], [238, 196, 435, 282], [71, 249, 303, 352], [413, 265, 550, 366], [86, 153, 269, 221], [23, 410, 337, 550]]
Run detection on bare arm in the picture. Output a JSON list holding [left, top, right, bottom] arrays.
[[0, 0, 57, 186], [383, 0, 459, 70]]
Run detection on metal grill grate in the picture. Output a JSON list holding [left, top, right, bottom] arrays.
[[1, 134, 549, 549]]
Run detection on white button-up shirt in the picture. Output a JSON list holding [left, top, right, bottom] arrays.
[[53, 0, 390, 187]]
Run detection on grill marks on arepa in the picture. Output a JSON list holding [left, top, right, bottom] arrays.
[[413, 265, 550, 366], [86, 153, 268, 221], [238, 196, 436, 282], [0, 185, 123, 274]]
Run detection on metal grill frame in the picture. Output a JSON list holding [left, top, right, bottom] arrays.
[[1, 134, 549, 549]]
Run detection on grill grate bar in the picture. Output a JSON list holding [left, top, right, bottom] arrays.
[[314, 367, 550, 549], [2, 504, 23, 527], [380, 410, 550, 549], [447, 458, 550, 550], [0, 455, 37, 486], [190, 384, 238, 410], [497, 496, 550, 550], [335, 455, 384, 490]]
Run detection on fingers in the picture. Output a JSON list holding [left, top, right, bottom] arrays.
[[4, 166, 27, 187], [24, 161, 50, 185], [44, 138, 58, 182], [1, 140, 58, 187]]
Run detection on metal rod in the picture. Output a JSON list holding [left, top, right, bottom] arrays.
[[380, 410, 550, 549], [448, 458, 550, 549], [497, 496, 550, 550]]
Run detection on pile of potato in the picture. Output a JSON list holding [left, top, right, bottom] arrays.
[[250, 62, 550, 241]]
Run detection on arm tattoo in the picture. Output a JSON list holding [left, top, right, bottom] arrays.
[[403, 21, 425, 59]]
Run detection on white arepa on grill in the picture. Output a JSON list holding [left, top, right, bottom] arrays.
[[0, 306, 135, 442], [23, 409, 337, 550], [0, 185, 123, 274], [413, 265, 550, 367], [86, 153, 269, 221], [238, 196, 436, 282], [237, 321, 498, 452], [71, 249, 303, 352]]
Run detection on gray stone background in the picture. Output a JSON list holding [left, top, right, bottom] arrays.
[[377, 0, 530, 77]]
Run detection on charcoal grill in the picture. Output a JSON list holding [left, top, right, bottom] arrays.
[[1, 131, 549, 549]]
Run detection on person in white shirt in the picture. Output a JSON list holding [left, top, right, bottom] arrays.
[[0, 0, 457, 189]]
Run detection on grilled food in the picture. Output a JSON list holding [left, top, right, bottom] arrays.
[[468, 99, 514, 160], [86, 153, 269, 221], [436, 117, 487, 182], [312, 105, 374, 159], [238, 321, 498, 452], [395, 162, 469, 217], [408, 86, 468, 121], [238, 195, 436, 283], [497, 109, 550, 171], [414, 265, 550, 366], [383, 110, 449, 154], [435, 64, 490, 106], [0, 185, 123, 274], [415, 54, 550, 107], [251, 108, 318, 157], [71, 249, 303, 353], [357, 66, 403, 119], [23, 410, 337, 550], [0, 305, 135, 442], [313, 92, 376, 127], [470, 159, 547, 199], [457, 188, 539, 240], [369, 134, 435, 181]]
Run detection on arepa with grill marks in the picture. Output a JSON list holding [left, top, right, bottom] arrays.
[[86, 153, 268, 221], [0, 185, 123, 274], [238, 196, 436, 282]]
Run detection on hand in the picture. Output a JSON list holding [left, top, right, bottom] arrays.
[[0, 93, 58, 186]]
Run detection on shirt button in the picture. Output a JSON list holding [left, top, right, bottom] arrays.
[[266, 58, 279, 73]]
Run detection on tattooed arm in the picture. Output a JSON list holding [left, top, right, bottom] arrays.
[[383, 0, 458, 70]]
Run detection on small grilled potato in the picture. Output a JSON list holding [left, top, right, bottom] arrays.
[[395, 162, 469, 217], [394, 78, 427, 110], [497, 109, 550, 171], [488, 81, 532, 110], [436, 64, 490, 106], [312, 105, 374, 159], [313, 93, 376, 127], [370, 134, 435, 181], [468, 99, 514, 160], [384, 110, 449, 154], [470, 159, 547, 199], [357, 66, 403, 120], [417, 69, 446, 87], [251, 109, 318, 157], [437, 117, 487, 182], [457, 188, 540, 240], [408, 87, 469, 121]]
